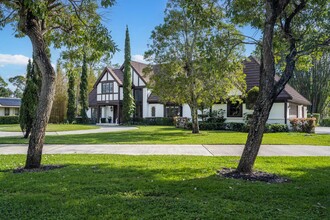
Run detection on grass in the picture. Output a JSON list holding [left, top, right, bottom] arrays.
[[0, 155, 329, 219], [0, 124, 98, 132], [0, 126, 329, 145]]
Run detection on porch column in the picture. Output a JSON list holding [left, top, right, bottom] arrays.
[[117, 104, 120, 124]]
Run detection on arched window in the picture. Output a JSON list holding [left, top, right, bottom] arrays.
[[151, 107, 156, 117]]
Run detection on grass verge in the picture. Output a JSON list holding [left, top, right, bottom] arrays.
[[0, 126, 329, 145], [0, 155, 329, 219], [0, 124, 99, 132]]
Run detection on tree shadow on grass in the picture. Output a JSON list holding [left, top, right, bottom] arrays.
[[0, 160, 329, 219]]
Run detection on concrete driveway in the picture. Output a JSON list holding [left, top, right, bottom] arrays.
[[0, 144, 329, 156], [0, 126, 137, 137]]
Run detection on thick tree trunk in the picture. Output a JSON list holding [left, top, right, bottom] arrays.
[[190, 105, 200, 134], [20, 12, 56, 169], [237, 94, 275, 173]]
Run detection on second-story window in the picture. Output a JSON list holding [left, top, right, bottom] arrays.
[[102, 82, 113, 94]]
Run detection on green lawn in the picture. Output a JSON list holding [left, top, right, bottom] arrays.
[[0, 155, 329, 219], [0, 124, 99, 132], [0, 126, 329, 145]]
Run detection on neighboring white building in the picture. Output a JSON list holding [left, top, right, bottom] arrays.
[[0, 97, 21, 116], [88, 57, 311, 125]]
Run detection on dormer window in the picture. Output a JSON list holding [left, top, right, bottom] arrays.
[[102, 82, 113, 94]]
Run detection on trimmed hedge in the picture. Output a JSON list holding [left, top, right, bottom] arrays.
[[130, 117, 174, 126], [185, 121, 288, 133], [0, 116, 19, 124], [320, 118, 330, 127]]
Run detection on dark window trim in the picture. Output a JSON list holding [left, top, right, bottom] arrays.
[[101, 81, 114, 94], [151, 106, 156, 117], [4, 108, 10, 116]]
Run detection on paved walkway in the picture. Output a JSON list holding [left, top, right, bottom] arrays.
[[315, 127, 330, 134], [0, 144, 329, 156], [0, 126, 137, 137]]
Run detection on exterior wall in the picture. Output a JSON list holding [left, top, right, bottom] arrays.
[[0, 107, 20, 116], [148, 104, 164, 117], [182, 104, 191, 118], [96, 71, 119, 102], [142, 88, 149, 118], [212, 103, 285, 124], [132, 69, 146, 87]]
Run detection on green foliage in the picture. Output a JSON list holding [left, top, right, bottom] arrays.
[[130, 117, 174, 126], [79, 54, 88, 123], [320, 118, 330, 127], [307, 113, 321, 125], [0, 116, 19, 124], [8, 75, 25, 98], [0, 76, 12, 97], [122, 26, 135, 123], [264, 124, 289, 133], [246, 86, 259, 109], [19, 60, 40, 135], [67, 72, 76, 124], [145, 0, 246, 133], [291, 53, 330, 115]]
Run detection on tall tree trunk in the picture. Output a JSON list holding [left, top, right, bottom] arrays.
[[190, 104, 199, 134], [20, 12, 56, 169], [236, 0, 278, 173]]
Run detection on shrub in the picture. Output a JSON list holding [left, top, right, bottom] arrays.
[[0, 116, 19, 124], [226, 122, 249, 132], [290, 118, 316, 133], [174, 117, 190, 128], [130, 117, 174, 126], [246, 86, 259, 109], [307, 113, 320, 125], [320, 118, 330, 127], [265, 124, 288, 133]]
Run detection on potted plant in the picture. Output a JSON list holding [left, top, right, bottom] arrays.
[[108, 116, 112, 123]]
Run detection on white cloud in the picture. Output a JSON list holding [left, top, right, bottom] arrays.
[[0, 54, 30, 66], [132, 54, 148, 64]]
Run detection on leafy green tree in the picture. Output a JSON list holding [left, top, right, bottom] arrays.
[[0, 76, 12, 97], [122, 26, 135, 123], [0, 0, 116, 168], [19, 59, 41, 138], [290, 53, 330, 117], [228, 0, 330, 173], [67, 66, 77, 124], [9, 75, 25, 98], [79, 54, 88, 123], [145, 0, 245, 133]]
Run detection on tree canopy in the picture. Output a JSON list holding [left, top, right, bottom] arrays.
[[145, 0, 246, 133]]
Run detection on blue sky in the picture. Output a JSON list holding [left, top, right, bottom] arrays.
[[0, 0, 258, 88]]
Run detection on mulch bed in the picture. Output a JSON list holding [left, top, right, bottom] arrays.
[[217, 168, 290, 183], [13, 165, 66, 173]]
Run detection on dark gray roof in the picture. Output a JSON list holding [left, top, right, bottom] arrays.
[[0, 98, 21, 107], [244, 56, 311, 105]]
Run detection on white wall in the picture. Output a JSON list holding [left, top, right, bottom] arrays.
[[148, 104, 164, 117], [142, 88, 149, 118], [0, 107, 19, 116], [182, 104, 191, 118]]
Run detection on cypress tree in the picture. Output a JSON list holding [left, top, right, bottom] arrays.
[[19, 59, 40, 138], [67, 72, 76, 123], [122, 26, 135, 123], [79, 53, 88, 123]]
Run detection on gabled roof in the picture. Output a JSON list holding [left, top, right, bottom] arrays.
[[0, 97, 21, 107], [244, 56, 311, 105], [93, 67, 124, 88]]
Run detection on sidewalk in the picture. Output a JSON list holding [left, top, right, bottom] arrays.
[[0, 144, 329, 156]]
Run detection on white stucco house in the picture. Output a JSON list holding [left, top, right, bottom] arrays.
[[0, 97, 21, 116], [88, 57, 311, 125]]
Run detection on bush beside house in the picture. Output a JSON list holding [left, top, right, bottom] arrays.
[[0, 116, 19, 124], [290, 118, 316, 133]]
